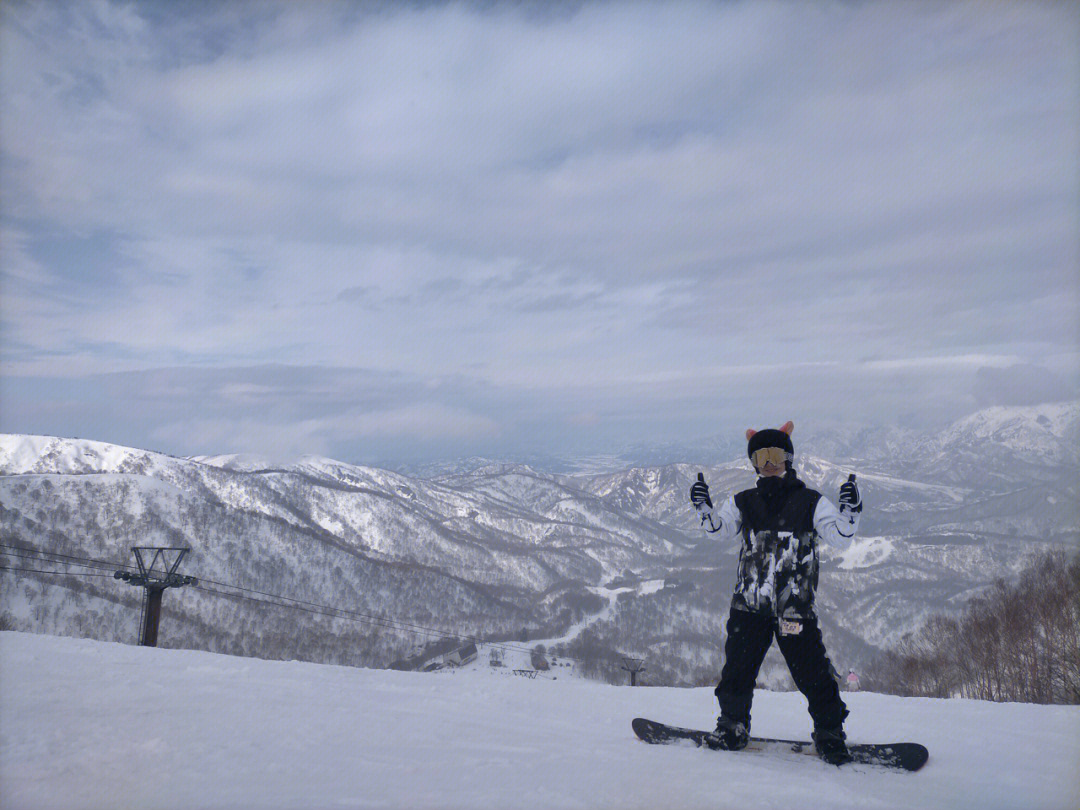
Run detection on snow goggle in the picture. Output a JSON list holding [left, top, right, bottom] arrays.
[[751, 447, 791, 469]]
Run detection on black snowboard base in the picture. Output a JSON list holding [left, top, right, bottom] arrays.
[[632, 718, 928, 772]]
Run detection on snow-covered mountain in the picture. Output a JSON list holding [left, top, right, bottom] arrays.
[[618, 401, 1080, 479], [0, 434, 685, 675], [933, 401, 1080, 461], [2, 401, 1077, 686]]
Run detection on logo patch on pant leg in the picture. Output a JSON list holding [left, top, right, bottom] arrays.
[[779, 619, 803, 636]]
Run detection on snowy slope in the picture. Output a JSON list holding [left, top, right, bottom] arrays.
[[2, 631, 1078, 810], [0, 434, 181, 477]]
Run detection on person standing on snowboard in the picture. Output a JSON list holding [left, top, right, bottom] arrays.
[[689, 421, 862, 765]]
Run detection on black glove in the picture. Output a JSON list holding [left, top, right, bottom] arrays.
[[838, 474, 862, 513], [690, 472, 712, 510]]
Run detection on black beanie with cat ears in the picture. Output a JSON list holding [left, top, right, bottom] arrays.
[[746, 420, 795, 459]]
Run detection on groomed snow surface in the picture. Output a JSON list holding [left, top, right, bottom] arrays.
[[2, 632, 1078, 810]]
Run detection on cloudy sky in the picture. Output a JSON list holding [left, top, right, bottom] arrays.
[[2, 1, 1078, 465]]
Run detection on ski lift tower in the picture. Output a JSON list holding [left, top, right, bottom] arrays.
[[621, 656, 647, 686], [114, 546, 197, 647]]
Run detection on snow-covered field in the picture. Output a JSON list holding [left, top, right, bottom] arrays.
[[2, 632, 1078, 810]]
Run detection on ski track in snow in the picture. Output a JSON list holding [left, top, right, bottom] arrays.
[[526, 575, 668, 653], [2, 631, 1079, 810], [531, 581, 633, 650]]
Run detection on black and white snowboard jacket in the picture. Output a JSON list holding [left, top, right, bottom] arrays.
[[697, 472, 860, 620]]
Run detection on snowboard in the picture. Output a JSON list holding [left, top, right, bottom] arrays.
[[632, 717, 928, 772]]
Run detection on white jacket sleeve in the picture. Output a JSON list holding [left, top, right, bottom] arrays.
[[697, 494, 742, 543], [814, 496, 860, 548]]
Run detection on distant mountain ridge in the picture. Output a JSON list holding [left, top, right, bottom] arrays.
[[1, 400, 1077, 686], [391, 400, 1080, 478]]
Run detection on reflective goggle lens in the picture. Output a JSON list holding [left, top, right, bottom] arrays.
[[752, 447, 790, 468]]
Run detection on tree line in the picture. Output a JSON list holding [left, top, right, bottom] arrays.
[[864, 550, 1080, 704]]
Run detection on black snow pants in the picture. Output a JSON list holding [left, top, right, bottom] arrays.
[[715, 608, 848, 731]]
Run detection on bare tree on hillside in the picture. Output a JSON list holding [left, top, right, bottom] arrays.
[[865, 550, 1080, 704]]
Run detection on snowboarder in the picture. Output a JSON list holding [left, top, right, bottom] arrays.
[[846, 669, 861, 692], [689, 421, 862, 765]]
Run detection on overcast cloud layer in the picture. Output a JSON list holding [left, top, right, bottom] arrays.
[[2, 1, 1078, 464]]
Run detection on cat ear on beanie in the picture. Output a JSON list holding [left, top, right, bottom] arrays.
[[780, 421, 794, 435], [745, 428, 757, 441]]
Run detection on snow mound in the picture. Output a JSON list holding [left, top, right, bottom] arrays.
[[837, 537, 897, 570], [638, 578, 667, 595]]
